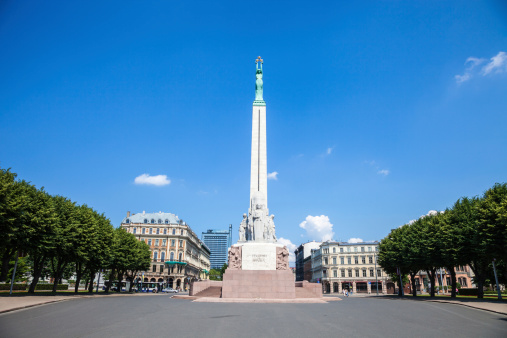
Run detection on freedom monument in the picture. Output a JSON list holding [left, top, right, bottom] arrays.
[[191, 57, 321, 299]]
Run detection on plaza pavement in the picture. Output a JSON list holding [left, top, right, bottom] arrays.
[[1, 292, 505, 315], [0, 295, 505, 338]]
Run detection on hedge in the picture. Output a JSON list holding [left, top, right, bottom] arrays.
[[35, 284, 69, 291], [0, 283, 26, 291], [458, 288, 478, 296]]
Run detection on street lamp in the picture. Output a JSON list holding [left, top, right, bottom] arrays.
[[373, 252, 379, 295]]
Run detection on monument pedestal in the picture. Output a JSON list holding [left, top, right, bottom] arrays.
[[221, 242, 295, 299], [221, 269, 295, 299]]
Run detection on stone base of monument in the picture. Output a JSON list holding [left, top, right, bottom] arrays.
[[221, 269, 295, 299], [190, 242, 323, 300]]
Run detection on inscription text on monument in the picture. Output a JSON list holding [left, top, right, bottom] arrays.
[[241, 244, 276, 270]]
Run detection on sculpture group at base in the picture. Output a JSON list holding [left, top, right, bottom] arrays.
[[239, 192, 277, 243]]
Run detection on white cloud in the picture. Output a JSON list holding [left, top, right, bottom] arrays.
[[267, 171, 278, 180], [455, 52, 507, 83], [278, 237, 297, 264], [348, 237, 363, 243], [326, 147, 334, 155], [299, 215, 334, 241], [482, 51, 507, 75], [134, 174, 170, 186], [377, 169, 390, 176]]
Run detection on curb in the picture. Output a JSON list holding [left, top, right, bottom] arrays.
[[376, 296, 507, 316], [0, 299, 68, 315]]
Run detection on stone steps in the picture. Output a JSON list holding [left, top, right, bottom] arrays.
[[193, 286, 222, 298], [295, 287, 321, 298]]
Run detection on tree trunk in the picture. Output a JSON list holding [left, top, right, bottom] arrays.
[[0, 247, 15, 282], [28, 255, 45, 293], [469, 261, 486, 299], [409, 272, 417, 297], [74, 262, 83, 293], [446, 266, 457, 298], [87, 270, 95, 293], [52, 260, 66, 293], [426, 269, 436, 297], [105, 267, 115, 293]]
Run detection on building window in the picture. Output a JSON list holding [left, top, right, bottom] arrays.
[[152, 265, 156, 272], [347, 247, 350, 252], [333, 257, 336, 265], [354, 257, 358, 264], [149, 228, 152, 234], [369, 256, 373, 264], [333, 270, 337, 277], [160, 265, 164, 273], [148, 239, 152, 246], [368, 247, 372, 252], [354, 247, 358, 252], [180, 229, 183, 235], [355, 270, 359, 277], [142, 228, 145, 234], [377, 270, 381, 277], [171, 239, 175, 247], [362, 270, 367, 277], [376, 247, 379, 251], [144, 219, 148, 223], [170, 252, 174, 261], [462, 278, 467, 287], [340, 257, 344, 265], [163, 229, 167, 234], [179, 240, 183, 247], [158, 219, 162, 224], [347, 257, 351, 264], [324, 258, 328, 265], [151, 219, 155, 224], [133, 228, 137, 234], [161, 252, 165, 261], [179, 252, 183, 261], [361, 257, 366, 264], [162, 239, 166, 246], [361, 247, 365, 252], [370, 269, 374, 277], [333, 247, 336, 253], [155, 239, 159, 246], [165, 219, 169, 224], [154, 252, 158, 261], [156, 228, 160, 234], [341, 270, 345, 277], [172, 229, 176, 235], [348, 270, 352, 277], [340, 248, 343, 253], [126, 218, 130, 223]]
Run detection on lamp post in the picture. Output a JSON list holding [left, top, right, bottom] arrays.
[[374, 252, 379, 296]]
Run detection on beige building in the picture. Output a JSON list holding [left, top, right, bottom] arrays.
[[120, 211, 210, 290], [311, 241, 390, 294]]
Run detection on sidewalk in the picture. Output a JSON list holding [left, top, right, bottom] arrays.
[[375, 295, 507, 316], [0, 292, 166, 314]]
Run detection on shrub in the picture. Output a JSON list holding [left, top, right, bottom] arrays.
[[34, 284, 69, 291], [458, 288, 478, 296], [0, 283, 26, 291]]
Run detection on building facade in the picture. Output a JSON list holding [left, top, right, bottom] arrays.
[[201, 226, 232, 270], [311, 241, 389, 294], [294, 241, 322, 281], [120, 211, 210, 291], [408, 265, 475, 293]]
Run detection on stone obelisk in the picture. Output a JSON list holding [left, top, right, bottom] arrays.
[[190, 57, 322, 299], [250, 56, 267, 207], [238, 56, 276, 244]]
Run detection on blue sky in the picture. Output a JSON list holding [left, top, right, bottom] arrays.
[[1, 1, 506, 261]]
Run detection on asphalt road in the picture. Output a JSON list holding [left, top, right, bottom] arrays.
[[0, 295, 505, 338]]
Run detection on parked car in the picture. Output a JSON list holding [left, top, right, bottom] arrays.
[[161, 287, 178, 293]]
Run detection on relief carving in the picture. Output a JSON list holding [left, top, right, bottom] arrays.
[[228, 246, 242, 270], [276, 246, 289, 270]]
